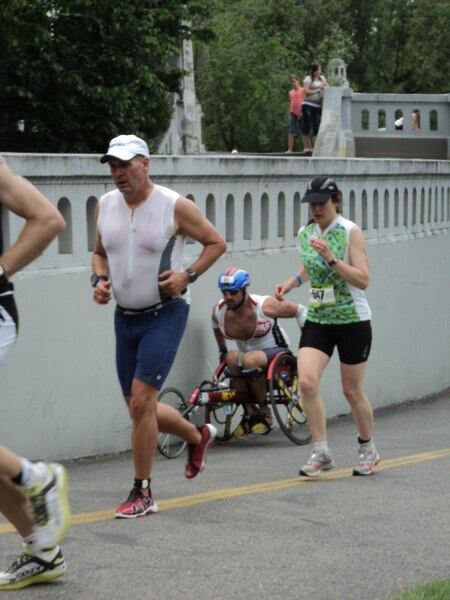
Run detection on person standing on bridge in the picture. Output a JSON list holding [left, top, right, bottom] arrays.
[[0, 156, 71, 590], [275, 176, 380, 477], [92, 135, 226, 519], [286, 75, 305, 153], [301, 63, 328, 154]]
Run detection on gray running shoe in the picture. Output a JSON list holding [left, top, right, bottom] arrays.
[[0, 546, 66, 590], [353, 445, 380, 476], [299, 451, 335, 477], [23, 463, 71, 550]]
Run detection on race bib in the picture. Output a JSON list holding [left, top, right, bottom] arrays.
[[309, 285, 336, 308]]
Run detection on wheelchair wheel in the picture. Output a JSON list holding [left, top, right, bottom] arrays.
[[157, 387, 189, 458], [204, 402, 244, 442], [268, 353, 311, 445], [204, 367, 244, 442]]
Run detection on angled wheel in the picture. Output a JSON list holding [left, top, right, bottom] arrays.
[[204, 401, 244, 442], [157, 387, 189, 458], [204, 367, 243, 442], [267, 353, 311, 445]]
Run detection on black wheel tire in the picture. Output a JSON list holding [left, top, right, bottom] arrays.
[[157, 387, 189, 458], [268, 353, 311, 445]]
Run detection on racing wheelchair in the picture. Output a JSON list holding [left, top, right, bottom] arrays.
[[157, 350, 311, 458]]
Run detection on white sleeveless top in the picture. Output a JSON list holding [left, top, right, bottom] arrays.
[[213, 293, 289, 352], [97, 184, 188, 309]]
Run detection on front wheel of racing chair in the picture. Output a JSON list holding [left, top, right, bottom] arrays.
[[267, 352, 311, 445], [204, 363, 245, 442], [157, 387, 190, 458]]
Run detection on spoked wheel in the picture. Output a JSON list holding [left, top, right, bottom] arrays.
[[204, 367, 244, 442], [204, 401, 244, 442], [157, 387, 189, 458], [268, 353, 311, 445]]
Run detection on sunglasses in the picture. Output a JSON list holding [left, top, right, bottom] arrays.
[[222, 289, 240, 296]]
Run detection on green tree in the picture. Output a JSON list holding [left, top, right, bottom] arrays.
[[0, 0, 211, 152], [195, 0, 449, 151], [195, 0, 297, 152], [195, 0, 357, 151], [347, 0, 450, 92]]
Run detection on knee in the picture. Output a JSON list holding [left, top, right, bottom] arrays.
[[226, 350, 239, 369], [129, 394, 156, 421], [342, 384, 361, 405], [298, 374, 318, 398], [242, 354, 261, 371]]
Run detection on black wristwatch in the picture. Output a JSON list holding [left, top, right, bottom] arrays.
[[185, 268, 199, 283], [0, 265, 8, 287], [328, 256, 339, 267], [91, 273, 109, 288]]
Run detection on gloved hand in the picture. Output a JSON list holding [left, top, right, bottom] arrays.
[[295, 304, 307, 329], [219, 345, 228, 362]]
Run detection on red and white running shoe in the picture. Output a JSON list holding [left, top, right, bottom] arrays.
[[184, 424, 217, 479], [115, 488, 158, 519]]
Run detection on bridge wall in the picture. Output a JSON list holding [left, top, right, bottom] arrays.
[[316, 90, 450, 160], [1, 154, 449, 459], [346, 91, 450, 160]]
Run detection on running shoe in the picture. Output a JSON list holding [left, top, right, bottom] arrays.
[[234, 417, 250, 439], [299, 451, 335, 477], [23, 462, 71, 550], [115, 488, 158, 519], [0, 545, 66, 590], [353, 445, 380, 476], [250, 413, 273, 435], [184, 424, 217, 479]]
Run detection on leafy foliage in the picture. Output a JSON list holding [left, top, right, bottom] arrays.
[[195, 0, 449, 151], [0, 0, 211, 152], [195, 0, 359, 151], [0, 0, 448, 153]]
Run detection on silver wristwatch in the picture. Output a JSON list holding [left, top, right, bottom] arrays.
[[328, 256, 338, 267]]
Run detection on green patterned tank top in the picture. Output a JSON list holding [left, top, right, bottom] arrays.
[[299, 216, 371, 324]]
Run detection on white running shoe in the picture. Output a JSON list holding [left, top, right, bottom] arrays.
[[0, 545, 66, 590], [23, 462, 71, 550], [353, 445, 380, 476], [299, 451, 335, 477]]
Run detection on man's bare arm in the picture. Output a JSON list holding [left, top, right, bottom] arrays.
[[159, 195, 227, 296], [0, 158, 65, 276]]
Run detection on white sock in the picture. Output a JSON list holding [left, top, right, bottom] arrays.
[[360, 438, 375, 451], [313, 441, 330, 455], [24, 532, 61, 557], [24, 542, 60, 560], [20, 459, 48, 487]]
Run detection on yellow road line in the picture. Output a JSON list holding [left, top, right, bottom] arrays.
[[1, 448, 449, 534]]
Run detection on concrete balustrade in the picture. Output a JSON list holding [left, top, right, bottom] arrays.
[[332, 90, 450, 160], [1, 153, 449, 459]]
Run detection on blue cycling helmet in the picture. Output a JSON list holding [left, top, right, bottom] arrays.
[[218, 267, 250, 291]]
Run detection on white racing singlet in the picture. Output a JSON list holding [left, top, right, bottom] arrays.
[[97, 184, 189, 309]]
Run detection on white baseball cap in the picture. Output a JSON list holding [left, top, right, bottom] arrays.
[[100, 134, 150, 163]]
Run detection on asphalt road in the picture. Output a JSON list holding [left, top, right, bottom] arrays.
[[1, 390, 449, 600]]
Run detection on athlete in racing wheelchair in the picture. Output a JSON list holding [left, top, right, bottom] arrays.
[[212, 267, 307, 437]]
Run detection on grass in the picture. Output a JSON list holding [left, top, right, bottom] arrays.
[[387, 580, 450, 599]]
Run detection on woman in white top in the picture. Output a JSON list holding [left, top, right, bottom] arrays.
[[301, 63, 328, 153]]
